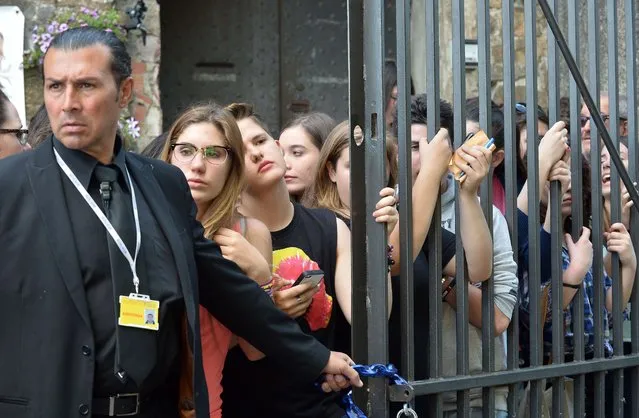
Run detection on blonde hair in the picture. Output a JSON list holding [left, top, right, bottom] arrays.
[[303, 121, 398, 217], [160, 103, 245, 238]]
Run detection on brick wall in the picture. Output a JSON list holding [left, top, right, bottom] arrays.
[[13, 0, 161, 149]]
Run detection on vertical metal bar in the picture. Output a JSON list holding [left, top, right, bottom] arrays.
[[625, 0, 639, 415], [502, 0, 519, 415], [606, 2, 623, 417], [587, 0, 605, 416], [477, 1, 495, 417], [567, 0, 586, 416], [425, 0, 442, 416], [396, 0, 415, 387], [452, 0, 469, 414], [546, 1, 564, 416], [524, 0, 542, 415], [348, 0, 389, 415]]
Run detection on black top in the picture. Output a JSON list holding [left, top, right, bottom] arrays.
[[388, 228, 456, 380], [222, 204, 344, 418], [53, 138, 183, 397]]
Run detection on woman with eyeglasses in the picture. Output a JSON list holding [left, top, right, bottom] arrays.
[[0, 88, 29, 159], [159, 103, 272, 418]]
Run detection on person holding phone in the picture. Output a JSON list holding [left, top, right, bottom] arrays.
[[221, 104, 397, 418], [383, 95, 495, 415]]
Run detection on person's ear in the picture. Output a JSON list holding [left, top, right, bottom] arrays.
[[621, 119, 629, 136], [117, 77, 134, 108], [492, 149, 505, 168], [328, 162, 337, 183]]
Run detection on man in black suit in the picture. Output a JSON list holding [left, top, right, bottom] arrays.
[[0, 27, 360, 418]]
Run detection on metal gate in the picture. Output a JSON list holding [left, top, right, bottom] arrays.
[[348, 0, 639, 417]]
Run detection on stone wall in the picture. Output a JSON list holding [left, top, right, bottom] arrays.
[[411, 0, 639, 112], [10, 0, 161, 148]]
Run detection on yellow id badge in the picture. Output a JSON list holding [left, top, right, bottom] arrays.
[[118, 294, 160, 331]]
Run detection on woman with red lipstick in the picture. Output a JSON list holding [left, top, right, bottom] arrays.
[[279, 112, 336, 201], [160, 103, 273, 418], [221, 103, 397, 418]]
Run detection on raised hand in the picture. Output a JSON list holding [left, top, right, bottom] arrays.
[[605, 223, 636, 268], [564, 227, 593, 285], [420, 128, 453, 179], [372, 187, 399, 237], [547, 160, 571, 195], [538, 121, 569, 168], [214, 227, 271, 283], [454, 144, 494, 195]]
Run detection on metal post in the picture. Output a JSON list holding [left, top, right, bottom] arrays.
[[452, 0, 470, 415], [396, 0, 415, 389], [586, 1, 605, 416], [567, 0, 586, 416], [477, 0, 495, 416], [546, 1, 564, 416], [524, 0, 543, 415], [606, 2, 624, 417], [347, 0, 389, 415], [626, 0, 639, 415], [502, 0, 519, 415], [425, 0, 443, 416]]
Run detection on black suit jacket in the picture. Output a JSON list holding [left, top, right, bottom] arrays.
[[0, 138, 330, 417]]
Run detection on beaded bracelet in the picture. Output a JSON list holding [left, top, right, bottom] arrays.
[[260, 277, 275, 296], [387, 244, 395, 272]]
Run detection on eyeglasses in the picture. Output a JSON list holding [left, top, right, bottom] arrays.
[[170, 143, 231, 165], [580, 114, 611, 127], [0, 128, 28, 146]]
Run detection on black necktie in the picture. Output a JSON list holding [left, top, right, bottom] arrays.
[[93, 164, 156, 388]]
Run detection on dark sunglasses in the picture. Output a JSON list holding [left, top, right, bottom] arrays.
[[0, 128, 28, 146], [579, 114, 611, 128]]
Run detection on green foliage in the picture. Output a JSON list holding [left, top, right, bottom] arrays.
[[24, 7, 127, 69]]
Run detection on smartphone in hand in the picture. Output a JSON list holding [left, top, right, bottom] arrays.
[[292, 270, 324, 287]]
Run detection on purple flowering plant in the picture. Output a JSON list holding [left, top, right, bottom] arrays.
[[118, 115, 142, 149], [24, 7, 127, 69]]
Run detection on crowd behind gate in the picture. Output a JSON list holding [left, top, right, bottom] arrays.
[[0, 27, 636, 418]]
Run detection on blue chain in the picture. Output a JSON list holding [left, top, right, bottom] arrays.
[[340, 364, 409, 418]]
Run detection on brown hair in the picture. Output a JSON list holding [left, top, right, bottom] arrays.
[[282, 112, 337, 151], [225, 102, 270, 134], [160, 103, 245, 238], [27, 104, 52, 148], [304, 121, 398, 218]]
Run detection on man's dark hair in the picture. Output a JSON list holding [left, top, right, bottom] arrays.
[[466, 97, 518, 186], [393, 93, 454, 142], [465, 97, 509, 150], [45, 27, 131, 86]]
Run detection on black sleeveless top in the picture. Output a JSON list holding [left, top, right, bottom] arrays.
[[222, 204, 345, 418]]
